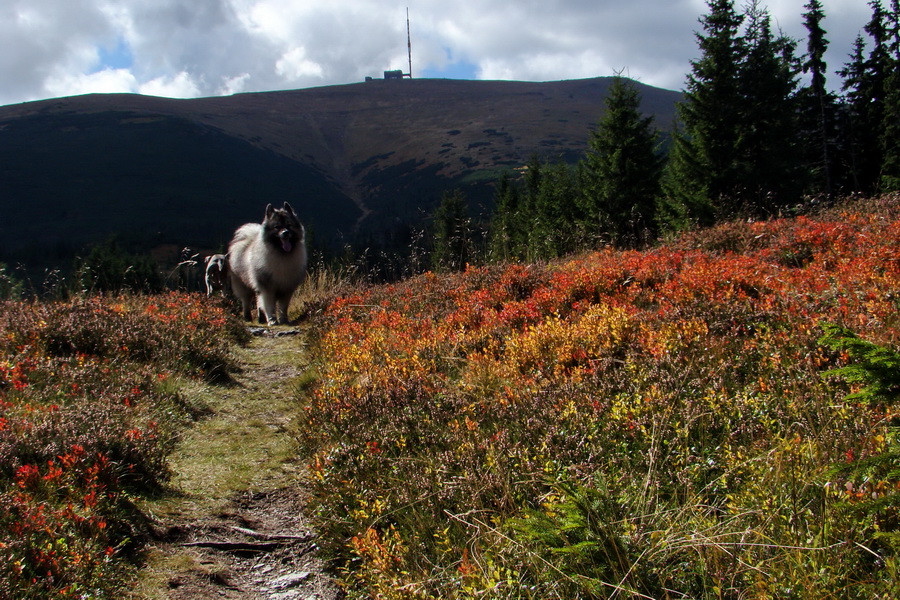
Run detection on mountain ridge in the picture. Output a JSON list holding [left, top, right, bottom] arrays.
[[0, 77, 682, 275]]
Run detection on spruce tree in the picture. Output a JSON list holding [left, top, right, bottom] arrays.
[[658, 119, 700, 231], [736, 2, 803, 212], [880, 0, 900, 191], [519, 155, 555, 262], [882, 77, 900, 193], [840, 35, 870, 192], [430, 189, 472, 272], [799, 0, 836, 198], [518, 154, 543, 244], [840, 0, 892, 194], [532, 161, 579, 258], [0, 263, 23, 300], [664, 0, 745, 224], [488, 171, 524, 262], [579, 76, 664, 247]]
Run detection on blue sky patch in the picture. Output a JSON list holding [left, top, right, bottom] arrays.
[[94, 38, 133, 72], [420, 57, 478, 80]]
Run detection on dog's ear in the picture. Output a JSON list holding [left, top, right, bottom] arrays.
[[265, 204, 275, 219], [283, 201, 296, 215], [205, 255, 212, 265]]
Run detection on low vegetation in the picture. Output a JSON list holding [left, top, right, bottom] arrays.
[[3, 195, 899, 599], [299, 194, 900, 598], [0, 293, 247, 599]]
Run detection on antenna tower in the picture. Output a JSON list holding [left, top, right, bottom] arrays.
[[406, 7, 412, 78]]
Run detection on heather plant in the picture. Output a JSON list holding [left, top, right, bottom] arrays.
[[0, 292, 246, 599], [300, 194, 900, 598]]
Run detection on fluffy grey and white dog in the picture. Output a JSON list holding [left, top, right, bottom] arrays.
[[228, 202, 307, 325], [204, 254, 229, 297]]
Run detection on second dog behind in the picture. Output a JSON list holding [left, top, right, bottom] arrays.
[[204, 254, 228, 297]]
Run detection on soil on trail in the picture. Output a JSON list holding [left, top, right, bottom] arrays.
[[136, 328, 341, 600]]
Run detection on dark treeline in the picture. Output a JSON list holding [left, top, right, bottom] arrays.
[[429, 0, 900, 270], [0, 240, 204, 300]]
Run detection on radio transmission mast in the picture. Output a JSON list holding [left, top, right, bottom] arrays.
[[406, 7, 412, 78]]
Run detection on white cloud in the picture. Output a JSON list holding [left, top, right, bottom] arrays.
[[276, 47, 324, 80], [45, 67, 137, 97], [138, 71, 202, 98], [0, 0, 879, 107], [219, 72, 252, 95]]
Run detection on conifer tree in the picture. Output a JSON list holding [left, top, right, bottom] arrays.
[[579, 76, 664, 247], [799, 0, 836, 197], [521, 153, 543, 222], [666, 0, 810, 220], [880, 0, 900, 191], [840, 35, 870, 192], [736, 2, 803, 212], [840, 0, 892, 194], [519, 155, 558, 262], [532, 161, 579, 258], [75, 238, 163, 293], [883, 79, 900, 193], [488, 171, 523, 262], [664, 0, 745, 224], [430, 189, 472, 272], [510, 154, 542, 252], [0, 263, 23, 300], [658, 119, 700, 230]]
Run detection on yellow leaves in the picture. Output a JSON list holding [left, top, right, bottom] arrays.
[[432, 526, 455, 557], [310, 452, 330, 482], [495, 303, 636, 384], [560, 398, 578, 420], [350, 496, 387, 524], [350, 525, 402, 570], [641, 317, 709, 359], [348, 526, 417, 599]]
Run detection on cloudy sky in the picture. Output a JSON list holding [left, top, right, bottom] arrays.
[[0, 0, 875, 107]]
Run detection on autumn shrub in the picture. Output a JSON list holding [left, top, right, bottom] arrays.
[[0, 292, 246, 600], [300, 195, 900, 598]]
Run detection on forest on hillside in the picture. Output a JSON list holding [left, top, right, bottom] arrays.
[[427, 0, 900, 273]]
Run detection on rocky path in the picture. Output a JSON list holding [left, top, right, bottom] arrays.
[[135, 329, 340, 600]]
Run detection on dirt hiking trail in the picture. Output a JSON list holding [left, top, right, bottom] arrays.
[[135, 328, 341, 600]]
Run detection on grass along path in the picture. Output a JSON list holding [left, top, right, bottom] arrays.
[[135, 328, 339, 600]]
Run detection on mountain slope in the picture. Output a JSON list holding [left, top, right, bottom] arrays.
[[0, 77, 681, 272]]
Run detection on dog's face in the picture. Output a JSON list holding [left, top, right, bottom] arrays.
[[263, 202, 305, 254]]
